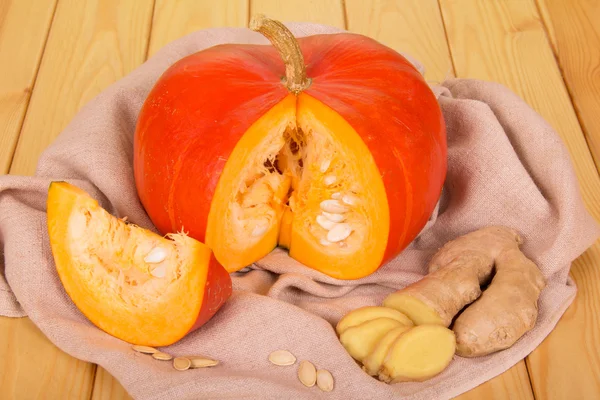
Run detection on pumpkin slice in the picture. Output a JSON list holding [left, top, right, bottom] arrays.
[[133, 15, 446, 280], [46, 182, 232, 346]]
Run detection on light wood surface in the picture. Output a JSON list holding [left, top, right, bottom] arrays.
[[0, 0, 599, 399]]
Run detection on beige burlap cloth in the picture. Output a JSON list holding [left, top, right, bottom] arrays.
[[1, 23, 599, 400]]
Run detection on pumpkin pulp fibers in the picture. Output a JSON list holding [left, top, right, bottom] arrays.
[[206, 94, 390, 279]]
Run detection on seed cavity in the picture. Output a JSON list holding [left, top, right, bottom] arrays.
[[298, 360, 317, 387], [323, 175, 337, 186], [269, 350, 297, 366], [173, 357, 191, 371], [317, 369, 334, 392], [342, 194, 359, 206], [331, 192, 341, 200], [320, 200, 349, 214], [144, 247, 167, 264], [150, 265, 167, 278], [327, 223, 353, 243], [251, 220, 269, 237], [322, 211, 345, 223], [316, 215, 337, 231], [320, 159, 331, 173]]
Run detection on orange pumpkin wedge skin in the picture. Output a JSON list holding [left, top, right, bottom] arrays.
[[46, 181, 232, 346], [134, 25, 446, 279]]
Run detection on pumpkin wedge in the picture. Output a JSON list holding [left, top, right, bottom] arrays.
[[134, 15, 447, 279], [46, 181, 232, 346]]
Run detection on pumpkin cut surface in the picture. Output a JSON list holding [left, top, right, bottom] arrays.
[[47, 182, 232, 346], [134, 16, 447, 280]]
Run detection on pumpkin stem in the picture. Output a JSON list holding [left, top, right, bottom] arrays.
[[250, 14, 311, 94]]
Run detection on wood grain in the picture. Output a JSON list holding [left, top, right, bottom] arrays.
[[345, 0, 454, 83], [440, 1, 600, 399], [535, 0, 600, 172], [0, 0, 57, 173], [250, 0, 345, 28], [91, 367, 132, 400], [1, 0, 154, 399], [147, 0, 248, 57], [9, 0, 154, 176]]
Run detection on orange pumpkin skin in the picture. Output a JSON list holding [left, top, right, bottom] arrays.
[[134, 32, 446, 277]]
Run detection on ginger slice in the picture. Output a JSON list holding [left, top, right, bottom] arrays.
[[383, 226, 546, 357], [338, 317, 403, 361], [378, 325, 456, 383], [335, 306, 413, 335], [362, 325, 411, 376]]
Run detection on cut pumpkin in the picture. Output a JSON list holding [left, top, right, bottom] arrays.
[[46, 181, 232, 346], [133, 15, 447, 280]]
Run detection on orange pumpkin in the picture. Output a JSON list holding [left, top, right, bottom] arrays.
[[134, 16, 446, 280], [47, 182, 232, 346]]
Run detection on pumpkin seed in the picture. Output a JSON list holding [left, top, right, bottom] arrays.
[[144, 247, 167, 263], [316, 215, 337, 230], [320, 200, 349, 214], [268, 350, 296, 366], [323, 175, 337, 186], [173, 357, 191, 371], [320, 159, 331, 173], [189, 357, 219, 368], [322, 211, 345, 223], [316, 369, 334, 392], [251, 220, 269, 237], [150, 265, 166, 278], [152, 352, 173, 361], [298, 360, 317, 387], [132, 345, 158, 354], [327, 223, 352, 243], [342, 194, 359, 206], [331, 192, 341, 200], [320, 238, 332, 247]]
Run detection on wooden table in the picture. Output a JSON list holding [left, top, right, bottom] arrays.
[[1, 0, 599, 398]]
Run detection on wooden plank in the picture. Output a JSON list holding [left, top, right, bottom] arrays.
[[345, 2, 533, 399], [439, 1, 600, 399], [345, 0, 453, 83], [8, 0, 155, 176], [250, 0, 345, 28], [92, 1, 250, 397], [535, 0, 600, 172], [148, 0, 248, 57], [1, 0, 154, 399], [0, 0, 57, 173]]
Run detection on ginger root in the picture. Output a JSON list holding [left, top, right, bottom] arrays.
[[362, 325, 411, 376], [383, 226, 546, 357], [335, 306, 413, 335], [378, 325, 456, 383], [338, 317, 403, 361]]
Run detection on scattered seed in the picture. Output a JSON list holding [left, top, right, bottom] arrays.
[[269, 350, 297, 366], [320, 159, 331, 173], [322, 211, 345, 223], [132, 345, 158, 354], [327, 223, 353, 243], [144, 247, 167, 263], [342, 194, 359, 206], [320, 200, 349, 214], [189, 357, 219, 368], [320, 238, 332, 247], [238, 267, 251, 273], [323, 175, 337, 186], [316, 369, 334, 392], [173, 357, 191, 371], [150, 265, 166, 278], [331, 192, 341, 200], [152, 352, 173, 361], [298, 360, 317, 387], [252, 221, 269, 237], [316, 215, 337, 230]]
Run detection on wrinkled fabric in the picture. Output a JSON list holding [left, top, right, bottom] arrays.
[[1, 23, 598, 400]]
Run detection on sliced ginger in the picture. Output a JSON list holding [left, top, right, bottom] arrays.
[[379, 324, 456, 383], [338, 318, 403, 361], [335, 306, 413, 335], [362, 325, 411, 376], [383, 226, 546, 357]]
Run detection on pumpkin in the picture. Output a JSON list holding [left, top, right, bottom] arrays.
[[133, 15, 446, 280], [46, 181, 232, 346]]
